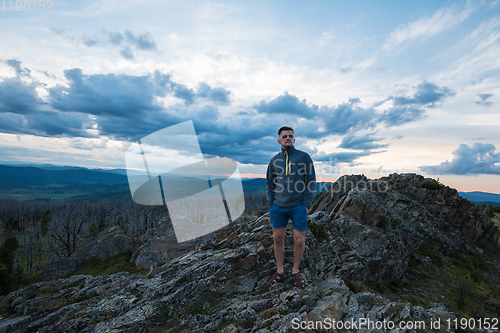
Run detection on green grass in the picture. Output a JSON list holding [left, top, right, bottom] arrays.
[[308, 222, 331, 242], [312, 191, 323, 206], [0, 295, 13, 318], [490, 213, 500, 244], [183, 291, 222, 315], [370, 243, 500, 319], [68, 251, 148, 277], [376, 215, 390, 229], [485, 206, 500, 218], [417, 244, 445, 267], [402, 192, 418, 201]]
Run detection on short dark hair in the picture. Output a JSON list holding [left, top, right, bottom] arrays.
[[278, 126, 294, 136]]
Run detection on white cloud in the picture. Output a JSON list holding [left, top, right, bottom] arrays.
[[70, 138, 108, 150], [316, 29, 335, 47], [194, 2, 243, 20], [384, 2, 477, 50], [448, 16, 500, 77]]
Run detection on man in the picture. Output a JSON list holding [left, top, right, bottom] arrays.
[[266, 126, 316, 289]]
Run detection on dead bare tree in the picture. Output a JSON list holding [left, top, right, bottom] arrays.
[[48, 204, 85, 257], [24, 225, 38, 270]]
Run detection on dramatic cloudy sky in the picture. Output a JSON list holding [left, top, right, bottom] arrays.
[[1, 0, 499, 193]]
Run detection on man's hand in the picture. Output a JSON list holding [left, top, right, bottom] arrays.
[[306, 207, 309, 213]]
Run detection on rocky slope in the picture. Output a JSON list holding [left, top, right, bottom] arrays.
[[0, 173, 499, 333]]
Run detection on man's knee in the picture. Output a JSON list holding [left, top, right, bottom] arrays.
[[273, 228, 286, 243], [293, 231, 306, 246]]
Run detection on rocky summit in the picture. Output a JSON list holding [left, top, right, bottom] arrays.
[[0, 173, 499, 333]]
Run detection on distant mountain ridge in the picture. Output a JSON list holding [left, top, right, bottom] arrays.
[[3, 164, 499, 204], [0, 164, 128, 188], [0, 164, 330, 194], [459, 191, 500, 205]]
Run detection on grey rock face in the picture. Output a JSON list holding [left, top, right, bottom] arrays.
[[1, 173, 498, 332], [309, 173, 499, 283]]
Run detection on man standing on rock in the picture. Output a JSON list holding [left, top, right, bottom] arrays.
[[266, 126, 316, 289]]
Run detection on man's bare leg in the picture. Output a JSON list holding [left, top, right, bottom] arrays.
[[292, 229, 306, 274], [272, 227, 286, 274]]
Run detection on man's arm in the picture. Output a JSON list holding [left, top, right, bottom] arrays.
[[302, 154, 316, 209], [266, 160, 276, 207]]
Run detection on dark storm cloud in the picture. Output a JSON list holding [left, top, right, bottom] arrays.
[[0, 63, 234, 141], [476, 93, 493, 107], [120, 46, 135, 60], [378, 105, 425, 127], [0, 60, 43, 114], [48, 69, 230, 116], [52, 29, 157, 60], [49, 69, 167, 116], [123, 30, 157, 51], [108, 32, 124, 45], [390, 81, 456, 107], [318, 98, 376, 135], [172, 84, 196, 105], [246, 81, 455, 164], [253, 94, 376, 136], [82, 35, 100, 47], [338, 133, 388, 150], [377, 81, 456, 127], [197, 83, 231, 105], [0, 77, 43, 114], [5, 59, 31, 77], [197, 133, 278, 164], [0, 111, 91, 137], [95, 109, 184, 142], [0, 61, 457, 167], [253, 91, 318, 119], [193, 113, 286, 164], [420, 142, 500, 175], [252, 83, 450, 135]]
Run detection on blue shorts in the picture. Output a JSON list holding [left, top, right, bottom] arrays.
[[269, 203, 308, 231]]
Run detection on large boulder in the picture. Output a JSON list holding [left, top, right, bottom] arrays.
[[307, 173, 499, 283]]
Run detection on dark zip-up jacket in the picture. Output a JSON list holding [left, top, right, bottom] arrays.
[[266, 145, 316, 209]]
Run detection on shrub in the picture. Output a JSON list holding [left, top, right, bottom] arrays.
[[312, 191, 323, 206], [39, 211, 51, 236], [485, 205, 500, 218], [68, 251, 148, 277], [457, 273, 476, 310], [417, 244, 445, 267], [422, 179, 444, 191], [308, 222, 331, 242], [0, 295, 13, 317], [184, 291, 222, 315], [0, 236, 21, 294], [377, 216, 390, 229]]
